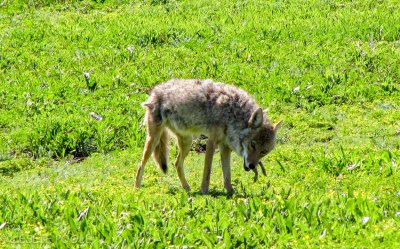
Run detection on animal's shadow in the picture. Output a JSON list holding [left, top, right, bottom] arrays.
[[166, 186, 255, 200]]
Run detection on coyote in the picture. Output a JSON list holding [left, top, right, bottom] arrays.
[[134, 79, 282, 194]]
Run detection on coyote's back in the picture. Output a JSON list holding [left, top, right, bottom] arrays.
[[143, 79, 259, 137]]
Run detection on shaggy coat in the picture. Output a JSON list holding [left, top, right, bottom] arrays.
[[135, 79, 282, 194]]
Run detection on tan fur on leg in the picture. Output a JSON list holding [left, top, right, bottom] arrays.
[[135, 110, 164, 188], [201, 138, 216, 194], [153, 129, 169, 173], [175, 135, 192, 192], [219, 144, 233, 194]]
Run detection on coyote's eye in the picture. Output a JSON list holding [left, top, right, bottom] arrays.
[[250, 141, 256, 150], [261, 149, 269, 155]]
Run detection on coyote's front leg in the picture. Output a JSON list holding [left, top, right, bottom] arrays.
[[219, 144, 233, 194], [201, 138, 216, 194]]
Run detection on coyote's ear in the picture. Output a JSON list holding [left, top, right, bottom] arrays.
[[273, 120, 283, 132], [248, 108, 263, 128]]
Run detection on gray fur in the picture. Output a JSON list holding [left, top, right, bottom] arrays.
[[136, 79, 282, 194], [144, 79, 274, 155]]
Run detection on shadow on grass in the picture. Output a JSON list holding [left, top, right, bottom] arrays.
[[166, 186, 256, 200]]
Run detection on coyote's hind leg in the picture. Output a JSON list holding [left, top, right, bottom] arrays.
[[135, 111, 164, 188]]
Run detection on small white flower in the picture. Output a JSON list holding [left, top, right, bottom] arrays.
[[369, 41, 374, 51], [361, 216, 369, 224], [83, 72, 90, 80], [346, 163, 359, 170], [90, 112, 103, 121], [0, 222, 6, 230], [77, 207, 89, 221], [319, 228, 326, 239], [127, 46, 134, 56], [292, 86, 300, 94]]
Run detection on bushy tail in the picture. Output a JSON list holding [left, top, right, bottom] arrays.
[[153, 129, 168, 173]]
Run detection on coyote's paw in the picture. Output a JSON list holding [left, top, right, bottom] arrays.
[[200, 188, 209, 195]]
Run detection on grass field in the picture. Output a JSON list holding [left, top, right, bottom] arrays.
[[1, 0, 400, 247]]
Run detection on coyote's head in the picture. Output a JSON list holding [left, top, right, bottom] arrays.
[[240, 108, 282, 172]]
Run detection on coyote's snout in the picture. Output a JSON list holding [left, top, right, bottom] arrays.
[[134, 79, 282, 194]]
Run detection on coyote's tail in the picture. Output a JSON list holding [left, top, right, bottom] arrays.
[[153, 128, 168, 173]]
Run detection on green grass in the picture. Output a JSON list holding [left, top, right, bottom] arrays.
[[1, 0, 400, 247]]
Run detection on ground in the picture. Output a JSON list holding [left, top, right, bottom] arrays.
[[0, 0, 399, 247]]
